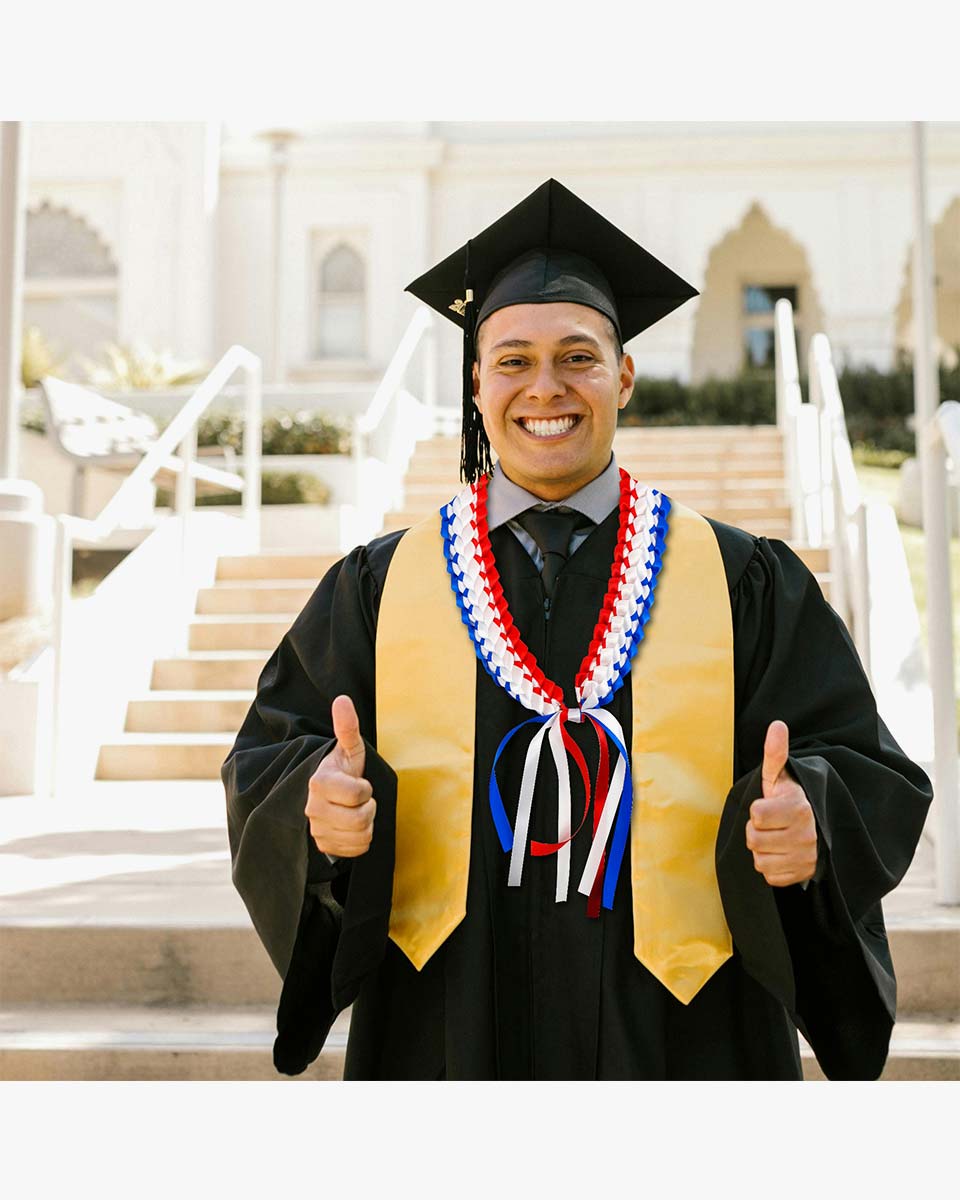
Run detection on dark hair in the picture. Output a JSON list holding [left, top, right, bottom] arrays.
[[474, 308, 623, 364]]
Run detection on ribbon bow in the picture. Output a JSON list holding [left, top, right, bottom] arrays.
[[488, 704, 634, 915]]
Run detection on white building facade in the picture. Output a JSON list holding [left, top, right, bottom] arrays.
[[20, 120, 960, 410]]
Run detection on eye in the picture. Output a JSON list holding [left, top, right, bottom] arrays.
[[498, 357, 527, 367], [565, 353, 595, 363]]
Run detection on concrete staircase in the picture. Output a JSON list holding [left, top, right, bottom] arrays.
[[0, 784, 955, 1080], [0, 783, 347, 1081], [5, 425, 951, 1081], [94, 425, 827, 786], [94, 553, 340, 783], [384, 425, 831, 591]]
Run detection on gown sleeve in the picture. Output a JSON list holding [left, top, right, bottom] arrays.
[[713, 534, 934, 1080], [221, 542, 398, 1076]]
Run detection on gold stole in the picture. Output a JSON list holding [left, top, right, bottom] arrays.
[[375, 499, 734, 1004]]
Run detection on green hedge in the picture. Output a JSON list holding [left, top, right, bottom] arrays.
[[619, 358, 960, 454], [190, 409, 351, 456], [619, 374, 776, 426], [155, 470, 331, 507], [19, 405, 353, 456]]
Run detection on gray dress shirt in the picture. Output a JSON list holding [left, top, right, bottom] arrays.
[[486, 453, 621, 566]]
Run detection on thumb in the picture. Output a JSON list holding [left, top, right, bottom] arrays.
[[761, 719, 789, 797], [331, 694, 365, 777]]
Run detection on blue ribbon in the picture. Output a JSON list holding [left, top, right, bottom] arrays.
[[488, 713, 553, 852]]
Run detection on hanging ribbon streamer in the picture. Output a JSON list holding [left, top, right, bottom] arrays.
[[442, 469, 670, 913]]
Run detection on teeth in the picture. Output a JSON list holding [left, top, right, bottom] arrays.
[[521, 416, 578, 437]]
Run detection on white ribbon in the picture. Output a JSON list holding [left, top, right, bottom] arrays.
[[508, 719, 553, 886], [547, 714, 572, 901], [576, 706, 630, 898]]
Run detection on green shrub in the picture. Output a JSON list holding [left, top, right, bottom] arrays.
[[156, 470, 331, 508], [620, 374, 775, 426], [851, 445, 911, 469], [620, 357, 960, 454], [182, 409, 352, 456]]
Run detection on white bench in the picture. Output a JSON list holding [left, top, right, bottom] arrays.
[[38, 376, 243, 517]]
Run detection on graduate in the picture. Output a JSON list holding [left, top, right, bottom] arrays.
[[222, 178, 934, 1080]]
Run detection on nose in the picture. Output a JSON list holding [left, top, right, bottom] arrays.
[[526, 359, 566, 404]]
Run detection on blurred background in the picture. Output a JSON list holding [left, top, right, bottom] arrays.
[[0, 119, 957, 1081]]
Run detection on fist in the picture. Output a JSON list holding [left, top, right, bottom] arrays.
[[745, 719, 818, 887], [305, 694, 376, 858]]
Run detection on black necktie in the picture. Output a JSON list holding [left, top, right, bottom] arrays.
[[515, 507, 594, 603]]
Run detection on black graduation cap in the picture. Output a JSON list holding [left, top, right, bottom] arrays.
[[404, 177, 699, 483]]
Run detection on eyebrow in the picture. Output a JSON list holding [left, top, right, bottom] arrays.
[[489, 334, 604, 352]]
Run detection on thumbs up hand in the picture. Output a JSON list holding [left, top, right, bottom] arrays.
[[305, 694, 376, 858], [745, 720, 818, 887]]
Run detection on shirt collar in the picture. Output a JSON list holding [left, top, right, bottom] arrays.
[[485, 452, 621, 533]]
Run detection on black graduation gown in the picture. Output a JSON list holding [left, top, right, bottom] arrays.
[[222, 507, 933, 1080]]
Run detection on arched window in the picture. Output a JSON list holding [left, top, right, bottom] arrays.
[[314, 241, 366, 359], [23, 202, 119, 373], [691, 203, 823, 383]]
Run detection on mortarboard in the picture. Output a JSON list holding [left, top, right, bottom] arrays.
[[404, 177, 699, 483]]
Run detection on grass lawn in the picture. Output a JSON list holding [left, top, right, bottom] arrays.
[[854, 460, 960, 734]]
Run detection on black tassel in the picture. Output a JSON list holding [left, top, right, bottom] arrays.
[[460, 241, 493, 484]]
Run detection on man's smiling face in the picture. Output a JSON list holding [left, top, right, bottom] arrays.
[[472, 302, 636, 500]]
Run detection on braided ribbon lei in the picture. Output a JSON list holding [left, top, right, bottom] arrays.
[[440, 469, 670, 914]]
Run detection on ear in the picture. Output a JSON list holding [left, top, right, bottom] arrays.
[[618, 353, 636, 409], [472, 360, 481, 409]]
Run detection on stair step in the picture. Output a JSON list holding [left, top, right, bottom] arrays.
[[216, 552, 339, 582], [125, 691, 254, 734], [152, 652, 269, 691], [885, 922, 960, 1016], [800, 1019, 960, 1081], [0, 923, 279, 1006], [1, 1006, 952, 1080], [793, 545, 830, 573], [0, 1006, 347, 1081], [95, 733, 233, 780], [188, 614, 292, 651], [4, 916, 953, 1012], [196, 582, 315, 615]]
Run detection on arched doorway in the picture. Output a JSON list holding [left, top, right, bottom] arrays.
[[895, 196, 960, 367], [691, 202, 824, 384]]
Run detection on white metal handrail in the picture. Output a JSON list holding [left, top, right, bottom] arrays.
[[86, 344, 262, 541], [48, 344, 263, 796], [357, 308, 434, 436], [920, 397, 960, 902], [807, 333, 871, 671], [774, 298, 802, 538], [350, 309, 437, 529], [774, 299, 822, 546]]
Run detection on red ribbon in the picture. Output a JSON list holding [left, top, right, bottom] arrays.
[[586, 715, 610, 918]]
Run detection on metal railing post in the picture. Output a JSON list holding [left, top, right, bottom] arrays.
[[49, 514, 74, 798], [243, 355, 262, 553], [923, 408, 960, 903]]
